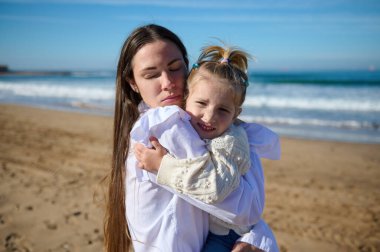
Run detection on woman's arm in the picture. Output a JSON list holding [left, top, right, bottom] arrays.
[[131, 106, 278, 226], [135, 124, 251, 204], [236, 219, 280, 252]]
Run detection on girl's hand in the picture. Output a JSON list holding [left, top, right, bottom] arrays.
[[134, 137, 167, 173], [231, 242, 264, 252]]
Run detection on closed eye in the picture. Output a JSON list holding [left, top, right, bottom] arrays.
[[196, 101, 207, 106], [169, 65, 182, 72], [144, 73, 160, 79], [169, 60, 184, 72], [219, 107, 231, 113]]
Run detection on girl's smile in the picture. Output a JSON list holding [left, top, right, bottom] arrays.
[[186, 73, 238, 139]]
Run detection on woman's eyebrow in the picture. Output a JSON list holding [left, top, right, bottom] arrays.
[[141, 66, 157, 72], [140, 58, 182, 72]]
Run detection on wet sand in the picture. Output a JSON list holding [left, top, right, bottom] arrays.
[[0, 104, 379, 251]]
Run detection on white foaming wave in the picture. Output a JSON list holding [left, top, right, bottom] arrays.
[[240, 115, 377, 130], [0, 83, 114, 100], [244, 96, 380, 112]]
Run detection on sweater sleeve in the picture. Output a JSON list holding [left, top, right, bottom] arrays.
[[157, 124, 251, 204], [131, 106, 274, 226]]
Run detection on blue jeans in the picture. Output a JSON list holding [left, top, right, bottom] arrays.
[[202, 230, 241, 252]]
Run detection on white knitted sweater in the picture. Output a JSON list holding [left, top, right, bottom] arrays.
[[157, 123, 253, 235], [157, 123, 251, 203]]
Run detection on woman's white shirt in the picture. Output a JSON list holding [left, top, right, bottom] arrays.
[[126, 104, 280, 252]]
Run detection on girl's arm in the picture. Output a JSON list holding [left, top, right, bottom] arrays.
[[131, 105, 279, 226], [135, 124, 251, 204]]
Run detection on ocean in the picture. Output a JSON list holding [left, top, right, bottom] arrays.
[[1, 70, 379, 143]]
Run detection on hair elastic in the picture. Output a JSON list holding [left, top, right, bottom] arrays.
[[220, 58, 229, 64], [192, 63, 200, 69]]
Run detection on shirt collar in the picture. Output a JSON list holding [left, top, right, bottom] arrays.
[[138, 101, 151, 114]]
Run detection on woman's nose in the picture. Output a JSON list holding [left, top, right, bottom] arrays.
[[161, 72, 175, 90]]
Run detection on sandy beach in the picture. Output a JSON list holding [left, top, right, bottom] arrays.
[[0, 104, 379, 252]]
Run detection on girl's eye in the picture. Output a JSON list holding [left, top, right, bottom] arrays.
[[196, 101, 207, 106], [219, 108, 231, 113]]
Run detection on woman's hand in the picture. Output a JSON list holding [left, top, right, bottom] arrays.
[[231, 242, 265, 252], [134, 137, 167, 173]]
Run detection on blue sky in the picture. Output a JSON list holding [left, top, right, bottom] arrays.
[[0, 0, 379, 72]]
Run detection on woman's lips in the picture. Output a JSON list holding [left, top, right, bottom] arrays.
[[162, 95, 182, 104]]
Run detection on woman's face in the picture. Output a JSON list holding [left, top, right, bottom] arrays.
[[130, 40, 187, 108]]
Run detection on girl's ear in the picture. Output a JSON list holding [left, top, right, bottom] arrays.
[[234, 107, 242, 119]]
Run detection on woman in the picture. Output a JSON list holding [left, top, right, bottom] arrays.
[[104, 24, 280, 252]]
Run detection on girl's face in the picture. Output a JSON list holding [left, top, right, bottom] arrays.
[[185, 73, 238, 139], [130, 40, 187, 108]]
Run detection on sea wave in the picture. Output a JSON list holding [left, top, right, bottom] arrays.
[[0, 83, 114, 100], [244, 96, 380, 112], [250, 72, 380, 86], [253, 78, 380, 86], [240, 115, 380, 131]]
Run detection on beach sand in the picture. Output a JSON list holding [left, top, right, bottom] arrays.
[[0, 104, 379, 251]]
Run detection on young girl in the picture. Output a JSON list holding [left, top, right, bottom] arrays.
[[105, 23, 280, 252], [134, 45, 279, 251]]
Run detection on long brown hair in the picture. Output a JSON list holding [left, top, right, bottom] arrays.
[[104, 24, 188, 252]]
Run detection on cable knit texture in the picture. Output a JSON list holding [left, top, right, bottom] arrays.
[[157, 123, 251, 204]]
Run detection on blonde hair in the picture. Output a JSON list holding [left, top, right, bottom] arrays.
[[187, 45, 251, 112]]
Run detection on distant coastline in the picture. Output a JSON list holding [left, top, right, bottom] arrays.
[[0, 65, 72, 76], [0, 71, 73, 76], [0, 65, 114, 77], [0, 65, 71, 76]]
